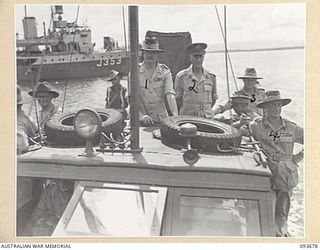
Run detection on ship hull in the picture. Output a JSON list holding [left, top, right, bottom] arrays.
[[16, 51, 130, 83]]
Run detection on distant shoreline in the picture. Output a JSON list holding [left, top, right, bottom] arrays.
[[207, 46, 304, 53]]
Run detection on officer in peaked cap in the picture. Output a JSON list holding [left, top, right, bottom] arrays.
[[186, 43, 207, 55], [175, 42, 218, 119], [138, 36, 178, 126]]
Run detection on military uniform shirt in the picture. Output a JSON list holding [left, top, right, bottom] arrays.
[[175, 65, 218, 105], [249, 116, 303, 192], [17, 109, 37, 150], [39, 104, 59, 130], [139, 62, 175, 122], [105, 85, 128, 110], [249, 117, 303, 157], [17, 109, 37, 209], [235, 87, 265, 115], [175, 65, 217, 118], [216, 87, 265, 115]]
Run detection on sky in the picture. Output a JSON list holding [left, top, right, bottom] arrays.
[[15, 4, 305, 50]]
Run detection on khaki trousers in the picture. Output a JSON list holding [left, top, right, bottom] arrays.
[[271, 189, 291, 237]]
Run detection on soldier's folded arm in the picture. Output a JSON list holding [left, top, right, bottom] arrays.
[[138, 105, 154, 126], [123, 88, 129, 109], [164, 70, 178, 116], [174, 73, 183, 111], [211, 76, 218, 107], [212, 100, 232, 116]]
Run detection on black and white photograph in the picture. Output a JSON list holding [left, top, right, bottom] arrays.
[[15, 4, 305, 237]]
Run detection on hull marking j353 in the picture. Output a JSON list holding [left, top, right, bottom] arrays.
[[97, 57, 122, 67]]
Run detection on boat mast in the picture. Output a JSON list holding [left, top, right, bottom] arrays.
[[214, 6, 238, 91], [122, 6, 128, 53], [128, 6, 141, 150], [224, 6, 231, 100]]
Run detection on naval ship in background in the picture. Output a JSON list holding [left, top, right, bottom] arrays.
[[16, 5, 130, 83]]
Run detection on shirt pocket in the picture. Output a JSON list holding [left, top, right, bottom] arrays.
[[279, 133, 294, 143], [203, 83, 213, 102], [149, 81, 163, 103]]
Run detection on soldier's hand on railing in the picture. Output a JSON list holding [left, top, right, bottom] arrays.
[[225, 99, 233, 110], [239, 114, 252, 126], [141, 115, 154, 126], [212, 101, 232, 116]]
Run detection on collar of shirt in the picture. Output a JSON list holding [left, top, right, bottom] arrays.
[[262, 116, 286, 132], [111, 84, 124, 91], [240, 87, 258, 96], [186, 65, 211, 82], [140, 62, 161, 75], [40, 104, 57, 121]]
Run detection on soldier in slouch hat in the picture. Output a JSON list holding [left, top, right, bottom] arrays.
[[247, 90, 304, 237], [213, 67, 265, 116], [138, 37, 178, 126]]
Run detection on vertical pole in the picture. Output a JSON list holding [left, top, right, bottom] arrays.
[[43, 22, 47, 38], [224, 6, 230, 100], [129, 6, 140, 150], [122, 6, 128, 53]]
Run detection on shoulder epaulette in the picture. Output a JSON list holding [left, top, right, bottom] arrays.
[[206, 70, 216, 77], [47, 182, 56, 188], [257, 88, 265, 92], [234, 90, 245, 95], [176, 68, 188, 77], [160, 63, 170, 71], [283, 118, 297, 125]]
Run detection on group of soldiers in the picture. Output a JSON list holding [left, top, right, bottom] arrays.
[[17, 83, 73, 236], [16, 36, 304, 237], [106, 36, 304, 237]]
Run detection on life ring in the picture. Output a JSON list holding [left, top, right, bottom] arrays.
[[160, 116, 242, 153], [44, 108, 124, 146]]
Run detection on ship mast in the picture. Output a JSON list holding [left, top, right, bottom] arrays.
[[224, 6, 230, 100], [128, 6, 141, 150]]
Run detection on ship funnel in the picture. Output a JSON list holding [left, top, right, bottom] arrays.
[[54, 5, 64, 14], [53, 5, 67, 28], [22, 17, 38, 39], [104, 37, 116, 51]]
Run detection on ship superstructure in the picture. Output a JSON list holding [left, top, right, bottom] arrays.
[[16, 5, 129, 83]]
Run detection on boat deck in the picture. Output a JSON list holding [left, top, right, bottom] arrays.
[[18, 127, 271, 191]]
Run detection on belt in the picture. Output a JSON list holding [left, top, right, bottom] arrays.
[[183, 103, 211, 111], [268, 153, 293, 163]]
